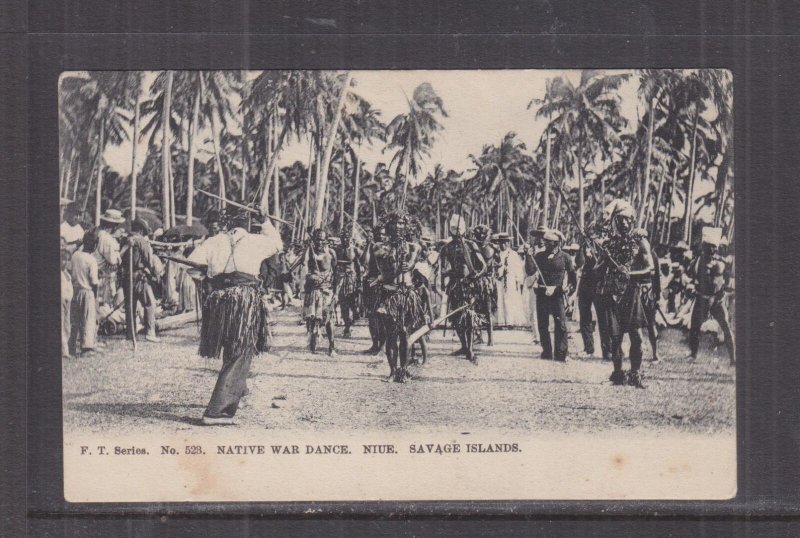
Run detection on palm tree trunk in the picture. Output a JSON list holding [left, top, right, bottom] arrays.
[[240, 69, 248, 203], [339, 153, 346, 232], [209, 106, 226, 209], [638, 92, 660, 227], [186, 81, 200, 222], [664, 170, 676, 244], [683, 111, 699, 243], [302, 136, 315, 240], [400, 134, 412, 209], [95, 121, 105, 226], [161, 70, 174, 226], [351, 147, 361, 236], [272, 106, 281, 218], [576, 147, 585, 232], [435, 197, 441, 240], [71, 160, 81, 202], [258, 114, 291, 213], [651, 169, 667, 240], [714, 148, 731, 227], [130, 92, 141, 220], [313, 71, 353, 228], [544, 121, 551, 223], [169, 156, 176, 227]]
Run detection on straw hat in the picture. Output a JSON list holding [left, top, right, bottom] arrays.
[[100, 208, 125, 224]]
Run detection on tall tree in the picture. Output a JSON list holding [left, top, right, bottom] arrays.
[[534, 70, 629, 231], [385, 82, 448, 208], [340, 98, 385, 234], [59, 72, 131, 223], [313, 72, 353, 228]]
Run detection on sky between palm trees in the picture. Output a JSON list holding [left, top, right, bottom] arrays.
[[100, 69, 640, 178]]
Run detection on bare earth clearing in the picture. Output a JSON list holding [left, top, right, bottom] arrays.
[[63, 307, 735, 435]]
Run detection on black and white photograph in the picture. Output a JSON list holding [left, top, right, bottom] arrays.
[[57, 68, 736, 501]]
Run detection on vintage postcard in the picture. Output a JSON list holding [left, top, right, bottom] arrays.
[[58, 69, 735, 502]]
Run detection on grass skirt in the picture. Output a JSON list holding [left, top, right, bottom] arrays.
[[337, 270, 360, 298], [199, 283, 271, 360], [376, 285, 425, 334], [447, 278, 487, 329], [474, 274, 497, 315], [304, 287, 335, 322]]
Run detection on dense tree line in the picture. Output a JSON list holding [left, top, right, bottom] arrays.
[[59, 69, 733, 246]]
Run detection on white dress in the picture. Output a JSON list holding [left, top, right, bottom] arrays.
[[494, 248, 528, 326]]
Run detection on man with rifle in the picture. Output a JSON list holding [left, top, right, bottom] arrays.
[[593, 200, 653, 388], [439, 214, 488, 365], [119, 218, 163, 343], [523, 230, 577, 362]]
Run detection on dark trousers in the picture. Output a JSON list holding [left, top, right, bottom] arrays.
[[578, 288, 610, 358], [205, 347, 254, 419], [536, 291, 568, 360], [123, 278, 156, 339], [690, 296, 735, 363]]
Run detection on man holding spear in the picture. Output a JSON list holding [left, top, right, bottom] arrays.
[[439, 214, 488, 365]]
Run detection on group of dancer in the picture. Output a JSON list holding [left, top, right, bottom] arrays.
[[95, 197, 734, 424]]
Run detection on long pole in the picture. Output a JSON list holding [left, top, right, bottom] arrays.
[[196, 188, 294, 226], [95, 121, 104, 226], [130, 91, 141, 220]]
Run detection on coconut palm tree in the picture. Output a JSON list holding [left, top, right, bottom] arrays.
[[385, 82, 448, 208], [534, 70, 629, 231], [636, 69, 684, 226], [340, 97, 385, 234], [466, 132, 534, 234], [59, 72, 132, 224], [313, 71, 353, 228]]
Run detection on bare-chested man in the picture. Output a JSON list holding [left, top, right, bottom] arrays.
[[335, 229, 362, 338], [439, 214, 488, 364], [360, 225, 386, 354], [303, 229, 338, 355], [370, 212, 424, 382]]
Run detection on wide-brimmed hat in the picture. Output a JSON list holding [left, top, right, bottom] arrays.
[[543, 231, 559, 242], [100, 208, 125, 224], [530, 225, 548, 237]]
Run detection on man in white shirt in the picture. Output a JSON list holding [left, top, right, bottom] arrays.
[[69, 231, 100, 357], [60, 203, 85, 254], [95, 209, 125, 306], [189, 210, 282, 425]]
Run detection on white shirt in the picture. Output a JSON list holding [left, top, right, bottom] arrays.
[[189, 228, 282, 278], [94, 229, 122, 270], [60, 222, 84, 244], [70, 250, 99, 290]]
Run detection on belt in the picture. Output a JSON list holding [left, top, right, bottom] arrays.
[[209, 271, 260, 290]]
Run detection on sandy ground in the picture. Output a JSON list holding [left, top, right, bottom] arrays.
[[63, 307, 735, 435]]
